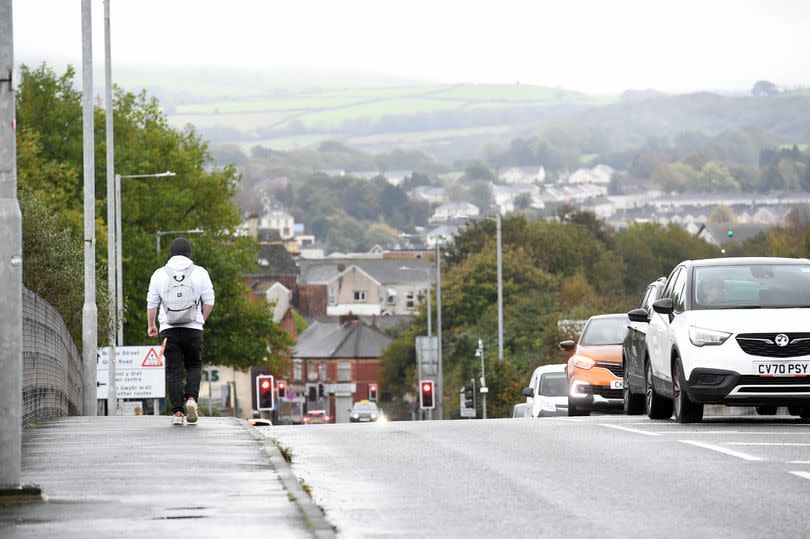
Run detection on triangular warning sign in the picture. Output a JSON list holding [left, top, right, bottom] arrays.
[[142, 347, 164, 367]]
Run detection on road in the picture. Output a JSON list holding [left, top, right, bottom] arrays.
[[266, 414, 810, 538]]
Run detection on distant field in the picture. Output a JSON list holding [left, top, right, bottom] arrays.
[[168, 83, 616, 135]]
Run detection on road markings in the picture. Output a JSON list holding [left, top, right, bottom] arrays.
[[726, 442, 810, 446], [680, 440, 763, 461], [601, 424, 660, 436], [788, 471, 810, 481], [787, 461, 810, 464]]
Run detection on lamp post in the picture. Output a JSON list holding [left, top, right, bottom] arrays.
[[103, 0, 117, 415], [496, 211, 503, 362], [156, 228, 204, 255], [114, 171, 175, 346], [435, 238, 443, 420]]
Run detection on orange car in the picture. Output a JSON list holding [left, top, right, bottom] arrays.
[[562, 314, 629, 416]]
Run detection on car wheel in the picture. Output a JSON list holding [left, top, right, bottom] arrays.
[[755, 406, 778, 416], [789, 406, 803, 416], [645, 359, 673, 420], [801, 407, 810, 419], [672, 360, 703, 423], [567, 398, 590, 417], [623, 364, 644, 415]]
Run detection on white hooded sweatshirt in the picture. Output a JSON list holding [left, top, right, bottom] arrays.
[[146, 255, 215, 331]]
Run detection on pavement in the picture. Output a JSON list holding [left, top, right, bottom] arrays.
[[0, 416, 334, 538], [269, 413, 810, 538]]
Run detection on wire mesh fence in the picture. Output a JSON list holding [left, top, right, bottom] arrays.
[[22, 287, 83, 426]]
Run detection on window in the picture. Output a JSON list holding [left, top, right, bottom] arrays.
[[328, 287, 336, 305], [580, 316, 630, 346], [338, 361, 351, 382], [293, 360, 303, 381], [539, 373, 568, 397], [319, 362, 327, 382], [639, 286, 652, 309], [387, 293, 396, 305], [406, 291, 415, 309], [670, 268, 688, 312], [662, 267, 682, 301], [353, 290, 366, 303]]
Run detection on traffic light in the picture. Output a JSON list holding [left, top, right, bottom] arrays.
[[318, 382, 325, 398], [368, 383, 378, 401], [277, 380, 287, 401], [419, 380, 435, 409], [256, 374, 275, 411]]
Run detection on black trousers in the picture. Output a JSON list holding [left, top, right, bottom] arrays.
[[160, 328, 204, 413]]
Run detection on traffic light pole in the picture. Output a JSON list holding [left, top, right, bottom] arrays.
[[477, 340, 487, 420]]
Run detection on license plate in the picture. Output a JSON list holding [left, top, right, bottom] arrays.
[[359, 418, 370, 422], [754, 362, 810, 376], [610, 380, 624, 390]]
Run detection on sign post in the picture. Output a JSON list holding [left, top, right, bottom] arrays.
[[97, 345, 166, 411]]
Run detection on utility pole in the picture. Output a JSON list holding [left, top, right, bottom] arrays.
[[496, 212, 504, 362], [0, 0, 23, 489], [104, 0, 117, 415], [436, 240, 443, 420], [81, 0, 98, 416], [476, 340, 487, 420]]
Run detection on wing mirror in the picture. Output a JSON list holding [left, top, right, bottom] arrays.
[[522, 387, 534, 397], [652, 298, 675, 322], [627, 308, 650, 323], [559, 340, 575, 352]]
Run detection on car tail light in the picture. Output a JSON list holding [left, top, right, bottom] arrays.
[[303, 417, 310, 423], [324, 416, 331, 422]]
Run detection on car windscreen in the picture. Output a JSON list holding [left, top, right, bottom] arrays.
[[539, 372, 567, 397], [579, 317, 629, 346], [353, 403, 378, 412], [692, 264, 810, 309]]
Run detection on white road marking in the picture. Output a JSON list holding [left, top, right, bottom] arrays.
[[653, 431, 810, 435], [601, 424, 660, 436], [680, 440, 763, 461], [787, 461, 810, 464], [788, 471, 810, 481], [726, 442, 810, 447]]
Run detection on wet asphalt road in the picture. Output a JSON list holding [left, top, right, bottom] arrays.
[[267, 413, 810, 538]]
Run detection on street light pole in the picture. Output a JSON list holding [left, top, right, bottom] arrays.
[[104, 0, 117, 415], [436, 240, 443, 420], [81, 0, 98, 416], [114, 171, 175, 347], [0, 0, 23, 488], [496, 212, 504, 362]]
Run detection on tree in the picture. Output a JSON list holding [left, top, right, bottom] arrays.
[[16, 64, 291, 371], [752, 80, 779, 97]]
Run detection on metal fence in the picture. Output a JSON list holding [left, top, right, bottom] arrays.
[[22, 287, 83, 426]]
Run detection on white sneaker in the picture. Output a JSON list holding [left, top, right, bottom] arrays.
[[185, 399, 198, 423], [171, 412, 184, 426]]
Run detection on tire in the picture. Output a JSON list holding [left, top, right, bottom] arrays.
[[672, 360, 703, 423], [789, 406, 803, 416], [623, 362, 644, 415], [801, 407, 810, 419], [645, 359, 673, 420], [567, 398, 590, 417], [756, 406, 778, 416]]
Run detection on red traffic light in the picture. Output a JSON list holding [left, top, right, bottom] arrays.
[[419, 380, 435, 409], [261, 380, 271, 390], [422, 383, 432, 392], [370, 384, 378, 391]]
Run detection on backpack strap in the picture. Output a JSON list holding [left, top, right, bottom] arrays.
[[161, 264, 198, 306]]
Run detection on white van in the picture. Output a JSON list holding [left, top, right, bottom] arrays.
[[522, 364, 569, 417]]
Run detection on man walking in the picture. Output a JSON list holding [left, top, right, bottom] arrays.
[[147, 237, 215, 426]]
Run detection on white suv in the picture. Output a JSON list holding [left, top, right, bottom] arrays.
[[646, 257, 810, 422]]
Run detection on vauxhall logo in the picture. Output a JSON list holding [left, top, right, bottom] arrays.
[[774, 334, 789, 347]]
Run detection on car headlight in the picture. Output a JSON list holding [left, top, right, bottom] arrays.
[[371, 413, 378, 419], [351, 413, 359, 419], [689, 326, 732, 347], [539, 399, 556, 412], [572, 357, 595, 369]]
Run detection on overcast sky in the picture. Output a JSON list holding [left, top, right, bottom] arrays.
[[11, 0, 810, 94]]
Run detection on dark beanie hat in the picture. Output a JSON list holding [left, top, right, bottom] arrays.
[[169, 237, 192, 258]]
